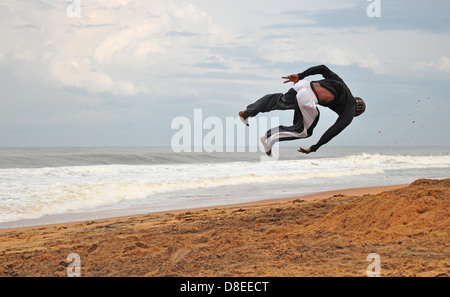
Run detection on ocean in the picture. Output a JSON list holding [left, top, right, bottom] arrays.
[[0, 146, 448, 229]]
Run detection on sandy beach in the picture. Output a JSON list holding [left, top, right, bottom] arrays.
[[0, 178, 448, 277]]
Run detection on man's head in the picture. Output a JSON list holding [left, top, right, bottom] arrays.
[[354, 97, 366, 117]]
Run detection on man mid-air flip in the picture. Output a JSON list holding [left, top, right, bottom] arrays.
[[239, 64, 366, 156]]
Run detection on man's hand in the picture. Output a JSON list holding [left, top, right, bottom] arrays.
[[282, 74, 299, 84], [298, 147, 311, 154]]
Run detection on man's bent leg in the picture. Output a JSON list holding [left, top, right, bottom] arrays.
[[262, 105, 310, 150], [246, 93, 295, 117], [263, 125, 306, 150]]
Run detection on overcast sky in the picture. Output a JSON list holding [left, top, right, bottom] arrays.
[[0, 0, 449, 147]]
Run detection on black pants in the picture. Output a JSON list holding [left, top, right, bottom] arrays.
[[246, 89, 319, 148]]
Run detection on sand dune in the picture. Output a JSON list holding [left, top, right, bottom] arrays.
[[0, 179, 448, 277]]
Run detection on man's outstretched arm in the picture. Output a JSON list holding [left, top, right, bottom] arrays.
[[300, 106, 355, 153], [283, 64, 343, 83]]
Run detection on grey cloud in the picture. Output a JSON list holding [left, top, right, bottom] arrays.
[[275, 0, 450, 33], [15, 24, 39, 30], [166, 31, 201, 37], [193, 62, 228, 70]]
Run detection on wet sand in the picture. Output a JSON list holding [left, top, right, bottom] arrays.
[[0, 179, 448, 277]]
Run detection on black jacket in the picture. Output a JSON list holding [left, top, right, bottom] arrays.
[[298, 65, 356, 152]]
